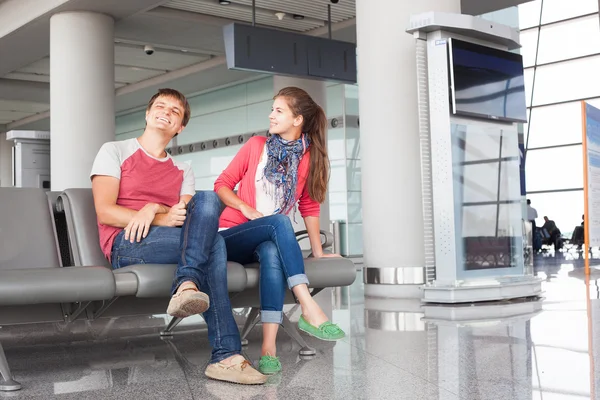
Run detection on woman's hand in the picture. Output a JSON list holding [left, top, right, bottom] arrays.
[[124, 203, 159, 243], [240, 203, 264, 220], [312, 252, 342, 259]]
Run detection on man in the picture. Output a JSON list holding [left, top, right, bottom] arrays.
[[542, 216, 562, 250], [526, 199, 538, 232], [90, 88, 266, 385]]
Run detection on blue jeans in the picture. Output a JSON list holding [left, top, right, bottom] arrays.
[[220, 214, 309, 324], [111, 191, 241, 363]]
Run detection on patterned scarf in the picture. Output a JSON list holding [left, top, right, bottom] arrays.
[[262, 133, 310, 215]]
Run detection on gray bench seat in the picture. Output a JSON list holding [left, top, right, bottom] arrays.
[[243, 257, 357, 289], [112, 262, 248, 297], [0, 266, 115, 305]]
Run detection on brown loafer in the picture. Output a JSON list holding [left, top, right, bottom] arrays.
[[166, 288, 209, 318], [205, 355, 268, 385]]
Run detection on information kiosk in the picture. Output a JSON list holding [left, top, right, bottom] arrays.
[[406, 13, 542, 303]]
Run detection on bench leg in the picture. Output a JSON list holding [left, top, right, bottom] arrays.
[[281, 315, 316, 356], [239, 308, 260, 346], [160, 317, 183, 337], [0, 342, 21, 391]]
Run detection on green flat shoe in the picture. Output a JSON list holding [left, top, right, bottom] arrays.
[[258, 354, 281, 375], [298, 315, 345, 341]]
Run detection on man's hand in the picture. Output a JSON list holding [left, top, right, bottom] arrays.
[[240, 203, 263, 220], [164, 200, 187, 227], [124, 203, 159, 243]]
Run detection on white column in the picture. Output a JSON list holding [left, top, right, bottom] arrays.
[[50, 12, 115, 191], [0, 132, 12, 187], [356, 0, 460, 297], [273, 76, 331, 234]]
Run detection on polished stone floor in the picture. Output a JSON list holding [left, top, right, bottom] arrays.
[[1, 252, 600, 399]]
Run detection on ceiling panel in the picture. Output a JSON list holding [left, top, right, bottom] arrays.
[[164, 0, 319, 31], [115, 13, 227, 54], [114, 44, 210, 71], [115, 65, 165, 83], [17, 57, 49, 74], [0, 110, 36, 122], [0, 99, 48, 113], [4, 72, 49, 83], [231, 0, 355, 22], [164, 0, 355, 31]]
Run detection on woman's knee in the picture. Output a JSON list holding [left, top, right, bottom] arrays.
[[267, 214, 293, 232], [256, 241, 280, 264]]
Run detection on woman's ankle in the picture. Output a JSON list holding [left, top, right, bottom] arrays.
[[261, 347, 277, 357], [301, 308, 329, 327]]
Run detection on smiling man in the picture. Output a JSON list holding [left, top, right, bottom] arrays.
[[90, 88, 267, 385]]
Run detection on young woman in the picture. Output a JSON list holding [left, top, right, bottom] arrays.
[[214, 86, 345, 375]]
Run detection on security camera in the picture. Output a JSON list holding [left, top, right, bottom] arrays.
[[330, 0, 339, 3], [144, 45, 155, 55]]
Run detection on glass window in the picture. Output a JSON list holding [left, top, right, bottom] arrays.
[[462, 162, 500, 204], [454, 124, 519, 162], [519, 28, 539, 68], [461, 160, 520, 204], [479, 7, 519, 29], [541, 0, 599, 25], [525, 145, 583, 192], [523, 108, 531, 146], [524, 68, 534, 108], [461, 202, 522, 270], [519, 0, 542, 29], [532, 55, 600, 106], [537, 15, 600, 65], [527, 102, 585, 148], [526, 190, 584, 237]]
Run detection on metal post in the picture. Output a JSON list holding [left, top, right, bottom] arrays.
[[327, 4, 332, 39], [0, 342, 21, 391], [252, 0, 256, 27], [330, 220, 341, 255]]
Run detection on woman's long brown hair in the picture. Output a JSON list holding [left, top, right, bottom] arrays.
[[275, 86, 329, 203]]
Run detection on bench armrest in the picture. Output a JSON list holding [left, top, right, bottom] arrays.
[[0, 266, 116, 306], [295, 230, 334, 249]]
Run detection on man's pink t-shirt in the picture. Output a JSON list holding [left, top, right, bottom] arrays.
[[90, 138, 195, 261]]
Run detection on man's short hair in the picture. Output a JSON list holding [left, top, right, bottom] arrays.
[[527, 199, 531, 205], [146, 88, 191, 127]]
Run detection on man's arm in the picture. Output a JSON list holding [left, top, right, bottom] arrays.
[[92, 175, 168, 228]]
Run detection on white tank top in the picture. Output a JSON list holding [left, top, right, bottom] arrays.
[[255, 144, 279, 216]]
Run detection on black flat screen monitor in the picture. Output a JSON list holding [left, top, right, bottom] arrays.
[[448, 38, 527, 123]]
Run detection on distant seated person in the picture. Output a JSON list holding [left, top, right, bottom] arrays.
[[571, 214, 585, 249], [541, 216, 562, 250]]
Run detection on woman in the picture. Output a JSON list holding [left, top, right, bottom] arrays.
[[214, 86, 345, 375]]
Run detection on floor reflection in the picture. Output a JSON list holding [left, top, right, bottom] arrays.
[[1, 254, 599, 399]]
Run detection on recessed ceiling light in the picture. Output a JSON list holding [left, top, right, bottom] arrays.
[[219, 0, 231, 4], [293, 14, 304, 20]]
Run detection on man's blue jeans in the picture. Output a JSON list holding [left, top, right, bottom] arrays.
[[111, 191, 241, 363], [220, 214, 309, 325]]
